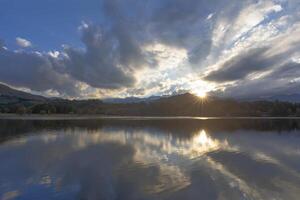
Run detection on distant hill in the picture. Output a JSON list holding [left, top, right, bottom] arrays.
[[103, 95, 168, 104], [0, 83, 300, 116], [264, 94, 300, 102], [0, 83, 46, 104], [238, 94, 300, 103], [106, 93, 300, 104]]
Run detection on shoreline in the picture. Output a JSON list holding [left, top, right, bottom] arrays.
[[0, 114, 300, 120]]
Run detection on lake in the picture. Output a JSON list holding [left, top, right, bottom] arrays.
[[1, 118, 300, 200]]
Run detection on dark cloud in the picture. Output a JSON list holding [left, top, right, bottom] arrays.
[[216, 61, 300, 98], [148, 0, 252, 66], [271, 62, 300, 79], [103, 0, 225, 65], [149, 0, 218, 64], [0, 18, 155, 95], [0, 39, 4, 48], [63, 24, 138, 89], [204, 47, 271, 82], [150, 0, 221, 42], [0, 48, 79, 96], [205, 37, 300, 83], [0, 19, 157, 94], [59, 0, 159, 89], [58, 0, 222, 91]]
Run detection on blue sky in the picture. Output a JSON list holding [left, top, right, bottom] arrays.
[[0, 0, 300, 99], [0, 0, 105, 50]]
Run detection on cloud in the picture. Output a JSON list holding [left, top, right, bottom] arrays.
[[270, 62, 300, 80], [0, 47, 79, 97], [3, 0, 217, 96], [206, 66, 300, 100], [211, 0, 282, 49], [204, 47, 271, 82], [216, 62, 300, 98], [0, 20, 158, 96], [0, 39, 4, 48], [148, 0, 219, 65], [204, 20, 300, 97], [1, 0, 300, 99], [1, 21, 154, 97], [207, 13, 214, 20], [204, 20, 300, 82], [62, 23, 155, 89], [16, 37, 32, 48]]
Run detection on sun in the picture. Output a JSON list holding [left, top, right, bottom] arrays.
[[193, 90, 207, 98]]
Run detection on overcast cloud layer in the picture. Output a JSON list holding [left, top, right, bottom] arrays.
[[0, 0, 300, 98]]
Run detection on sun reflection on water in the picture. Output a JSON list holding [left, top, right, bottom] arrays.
[[32, 128, 229, 194], [194, 130, 210, 145], [1, 128, 238, 198], [3, 123, 300, 200], [183, 129, 227, 159]]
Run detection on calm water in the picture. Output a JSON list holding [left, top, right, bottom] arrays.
[[1, 119, 300, 200]]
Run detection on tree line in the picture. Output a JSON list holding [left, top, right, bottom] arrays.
[[1, 93, 300, 117]]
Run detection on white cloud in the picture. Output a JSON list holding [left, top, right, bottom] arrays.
[[48, 51, 60, 58], [16, 37, 32, 48], [212, 0, 283, 50], [78, 21, 89, 30], [206, 13, 214, 20]]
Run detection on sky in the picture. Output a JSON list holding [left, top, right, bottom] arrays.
[[0, 0, 300, 99]]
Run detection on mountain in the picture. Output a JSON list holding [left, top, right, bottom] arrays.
[[103, 95, 166, 104], [237, 94, 300, 103], [0, 83, 46, 103], [86, 92, 300, 116], [264, 94, 300, 102], [0, 83, 300, 116]]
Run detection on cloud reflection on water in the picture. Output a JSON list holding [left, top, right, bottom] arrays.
[[1, 120, 300, 199]]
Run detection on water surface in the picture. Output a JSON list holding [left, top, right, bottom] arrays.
[[1, 119, 300, 200]]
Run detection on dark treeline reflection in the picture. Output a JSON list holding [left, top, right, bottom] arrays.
[[1, 119, 300, 143], [1, 119, 300, 200]]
